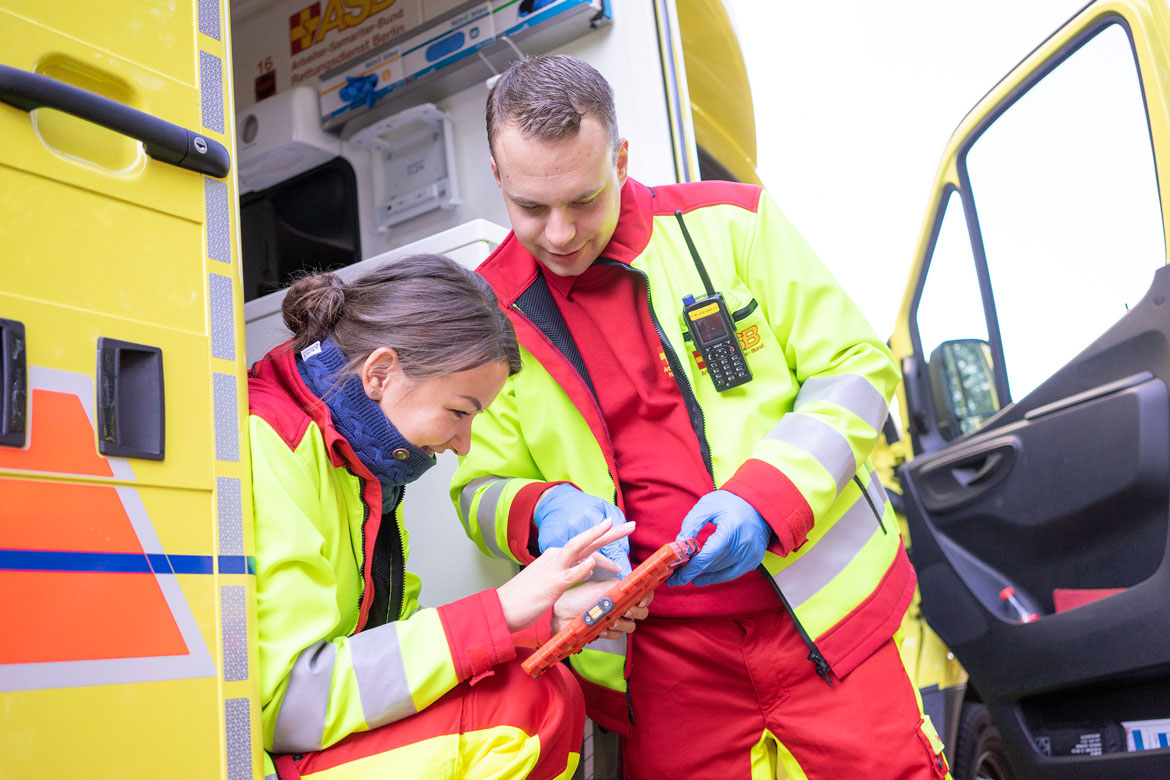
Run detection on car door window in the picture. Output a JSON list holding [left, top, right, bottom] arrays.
[[916, 190, 988, 359], [965, 22, 1164, 400]]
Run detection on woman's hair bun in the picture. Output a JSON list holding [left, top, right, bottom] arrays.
[[281, 271, 347, 351]]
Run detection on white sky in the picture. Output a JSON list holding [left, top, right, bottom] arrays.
[[723, 0, 1089, 337]]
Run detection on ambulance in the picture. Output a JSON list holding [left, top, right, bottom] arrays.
[[0, 1, 758, 777], [886, 1, 1170, 778]]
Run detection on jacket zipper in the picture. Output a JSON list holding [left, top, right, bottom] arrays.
[[351, 471, 407, 631], [613, 261, 837, 688], [349, 466, 372, 631], [388, 484, 406, 622], [764, 569, 833, 686], [608, 261, 714, 478], [852, 474, 887, 534], [517, 290, 633, 718], [512, 301, 622, 508]]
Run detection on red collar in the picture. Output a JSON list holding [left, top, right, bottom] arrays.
[[248, 343, 353, 470]]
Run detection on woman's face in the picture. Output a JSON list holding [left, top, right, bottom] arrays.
[[361, 349, 508, 457]]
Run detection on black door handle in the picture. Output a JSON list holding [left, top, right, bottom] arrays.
[[0, 64, 230, 178], [97, 338, 165, 461], [0, 318, 27, 448]]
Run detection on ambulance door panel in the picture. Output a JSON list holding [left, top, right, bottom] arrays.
[[0, 2, 260, 778], [893, 6, 1170, 778]]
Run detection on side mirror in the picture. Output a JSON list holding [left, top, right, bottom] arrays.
[[927, 339, 1000, 441]]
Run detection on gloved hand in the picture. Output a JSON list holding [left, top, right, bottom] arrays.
[[667, 490, 770, 587], [533, 484, 632, 578]]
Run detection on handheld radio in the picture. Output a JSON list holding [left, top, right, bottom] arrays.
[[675, 211, 753, 392]]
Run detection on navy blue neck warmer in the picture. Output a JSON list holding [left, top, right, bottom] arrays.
[[296, 339, 437, 494]]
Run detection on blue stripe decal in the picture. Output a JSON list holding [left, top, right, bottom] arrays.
[[1135, 731, 1145, 750], [217, 556, 253, 575], [0, 549, 152, 572], [170, 555, 215, 575], [148, 553, 174, 574], [0, 549, 255, 575]]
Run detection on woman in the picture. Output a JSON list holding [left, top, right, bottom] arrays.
[[248, 255, 641, 780]]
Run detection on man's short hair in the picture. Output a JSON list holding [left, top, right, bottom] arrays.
[[486, 54, 620, 155]]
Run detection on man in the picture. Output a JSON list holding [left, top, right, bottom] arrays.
[[451, 54, 950, 779]]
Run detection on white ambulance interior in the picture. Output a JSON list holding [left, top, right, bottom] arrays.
[[230, 1, 707, 606]]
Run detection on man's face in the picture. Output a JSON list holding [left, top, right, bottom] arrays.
[[491, 114, 628, 277]]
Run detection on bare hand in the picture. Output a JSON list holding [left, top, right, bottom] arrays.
[[497, 519, 636, 632], [552, 585, 652, 640]]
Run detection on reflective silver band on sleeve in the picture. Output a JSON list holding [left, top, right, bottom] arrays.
[[765, 413, 856, 495], [458, 476, 502, 530], [796, 374, 889, 434], [772, 473, 887, 609], [349, 622, 418, 728], [457, 476, 513, 560], [584, 636, 627, 657], [272, 641, 336, 753]]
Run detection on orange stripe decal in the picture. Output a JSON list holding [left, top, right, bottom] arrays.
[[0, 390, 113, 476], [0, 570, 188, 663], [0, 480, 144, 553]]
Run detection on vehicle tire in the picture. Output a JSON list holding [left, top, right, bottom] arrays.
[[952, 702, 1016, 780]]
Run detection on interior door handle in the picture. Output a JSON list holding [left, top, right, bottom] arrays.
[[951, 452, 1003, 486], [0, 64, 230, 178], [916, 439, 1018, 513]]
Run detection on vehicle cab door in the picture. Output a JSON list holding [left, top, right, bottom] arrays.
[[890, 2, 1170, 777]]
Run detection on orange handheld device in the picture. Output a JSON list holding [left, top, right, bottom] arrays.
[[521, 538, 699, 678]]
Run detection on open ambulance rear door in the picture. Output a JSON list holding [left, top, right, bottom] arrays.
[[890, 1, 1170, 778], [0, 2, 259, 777]]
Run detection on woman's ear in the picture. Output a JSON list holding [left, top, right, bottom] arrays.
[[360, 347, 399, 401]]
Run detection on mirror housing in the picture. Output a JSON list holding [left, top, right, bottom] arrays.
[[927, 339, 1001, 441]]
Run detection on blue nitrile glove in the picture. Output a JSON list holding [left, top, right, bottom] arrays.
[[533, 484, 632, 578], [667, 490, 770, 587]]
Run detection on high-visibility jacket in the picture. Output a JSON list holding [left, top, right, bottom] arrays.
[[451, 178, 916, 733], [249, 345, 530, 760]]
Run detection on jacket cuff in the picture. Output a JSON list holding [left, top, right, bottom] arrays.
[[722, 458, 814, 556], [511, 607, 554, 649], [506, 481, 569, 564], [437, 589, 516, 684]]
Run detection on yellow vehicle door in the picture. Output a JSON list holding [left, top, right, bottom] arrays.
[[0, 2, 258, 778], [890, 1, 1170, 778]]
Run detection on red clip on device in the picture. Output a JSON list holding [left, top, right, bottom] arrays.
[[522, 538, 699, 678]]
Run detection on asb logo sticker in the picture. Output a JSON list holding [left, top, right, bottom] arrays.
[[289, 0, 403, 56], [289, 2, 322, 54]]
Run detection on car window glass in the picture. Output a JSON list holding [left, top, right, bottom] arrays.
[[965, 23, 1164, 400], [917, 190, 988, 359]]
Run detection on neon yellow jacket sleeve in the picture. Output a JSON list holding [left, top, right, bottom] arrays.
[[251, 416, 516, 754]]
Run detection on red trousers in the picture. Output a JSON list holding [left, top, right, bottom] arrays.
[[273, 651, 584, 780], [621, 610, 950, 780]]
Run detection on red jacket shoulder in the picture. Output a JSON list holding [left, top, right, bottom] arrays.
[[650, 180, 762, 215]]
